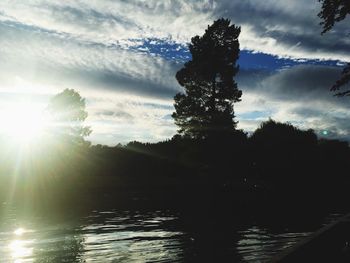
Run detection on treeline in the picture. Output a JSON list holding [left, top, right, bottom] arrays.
[[1, 119, 348, 213], [86, 119, 350, 211]]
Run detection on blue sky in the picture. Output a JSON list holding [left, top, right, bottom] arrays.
[[133, 38, 343, 70], [0, 1, 349, 145]]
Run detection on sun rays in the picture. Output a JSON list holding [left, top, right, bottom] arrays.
[[0, 102, 49, 144]]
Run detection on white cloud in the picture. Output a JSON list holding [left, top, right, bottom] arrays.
[[85, 93, 176, 145], [1, 0, 348, 61], [0, 1, 215, 45]]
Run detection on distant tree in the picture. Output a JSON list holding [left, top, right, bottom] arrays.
[[250, 119, 318, 189], [172, 18, 242, 139], [318, 0, 350, 96], [251, 119, 318, 147], [47, 89, 91, 145]]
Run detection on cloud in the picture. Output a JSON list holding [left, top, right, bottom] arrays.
[[216, 0, 350, 61], [1, 0, 349, 62], [0, 19, 181, 144], [236, 65, 350, 141], [259, 65, 342, 100], [0, 1, 349, 145], [0, 1, 215, 45], [0, 19, 183, 98], [86, 95, 176, 145]]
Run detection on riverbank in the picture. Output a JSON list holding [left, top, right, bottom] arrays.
[[1, 172, 347, 220]]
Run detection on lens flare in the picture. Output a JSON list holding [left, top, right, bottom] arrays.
[[0, 102, 48, 143]]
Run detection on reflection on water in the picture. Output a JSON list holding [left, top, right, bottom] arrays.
[[0, 209, 186, 262], [9, 239, 34, 261], [81, 213, 184, 262], [0, 206, 344, 262], [237, 227, 310, 262]]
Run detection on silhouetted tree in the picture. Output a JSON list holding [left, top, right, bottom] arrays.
[[251, 119, 317, 147], [47, 88, 91, 145], [331, 63, 350, 96], [318, 0, 350, 34], [172, 18, 242, 139], [318, 0, 350, 96], [250, 119, 318, 191]]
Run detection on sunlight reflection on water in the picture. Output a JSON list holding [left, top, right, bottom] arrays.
[[9, 239, 34, 262], [0, 208, 344, 263], [1, 210, 186, 262]]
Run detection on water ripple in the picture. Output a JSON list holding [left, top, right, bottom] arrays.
[[0, 208, 344, 262]]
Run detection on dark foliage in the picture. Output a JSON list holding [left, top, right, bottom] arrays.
[[251, 120, 318, 189], [67, 119, 350, 213], [1, 118, 349, 214], [250, 119, 350, 208], [172, 18, 242, 139], [318, 0, 350, 96], [331, 63, 350, 96], [47, 88, 91, 145], [318, 0, 350, 34]]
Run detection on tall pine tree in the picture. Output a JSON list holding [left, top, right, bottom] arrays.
[[172, 18, 242, 139]]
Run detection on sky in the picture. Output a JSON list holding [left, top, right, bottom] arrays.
[[0, 0, 349, 145]]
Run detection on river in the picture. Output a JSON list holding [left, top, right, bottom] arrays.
[[0, 204, 342, 262]]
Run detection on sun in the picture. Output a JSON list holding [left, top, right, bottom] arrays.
[[0, 102, 48, 143]]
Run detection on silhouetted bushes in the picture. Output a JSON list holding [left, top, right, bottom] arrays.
[[1, 119, 349, 212], [80, 120, 350, 210]]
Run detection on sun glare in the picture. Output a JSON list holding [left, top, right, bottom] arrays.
[[0, 102, 48, 143]]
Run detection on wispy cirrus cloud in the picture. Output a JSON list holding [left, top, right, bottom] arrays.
[[1, 0, 349, 60]]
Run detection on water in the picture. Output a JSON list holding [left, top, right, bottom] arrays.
[[0, 205, 343, 262]]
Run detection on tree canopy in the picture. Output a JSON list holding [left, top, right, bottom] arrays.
[[318, 0, 350, 96], [172, 18, 242, 139], [47, 88, 91, 145], [318, 0, 350, 34], [251, 119, 317, 146]]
